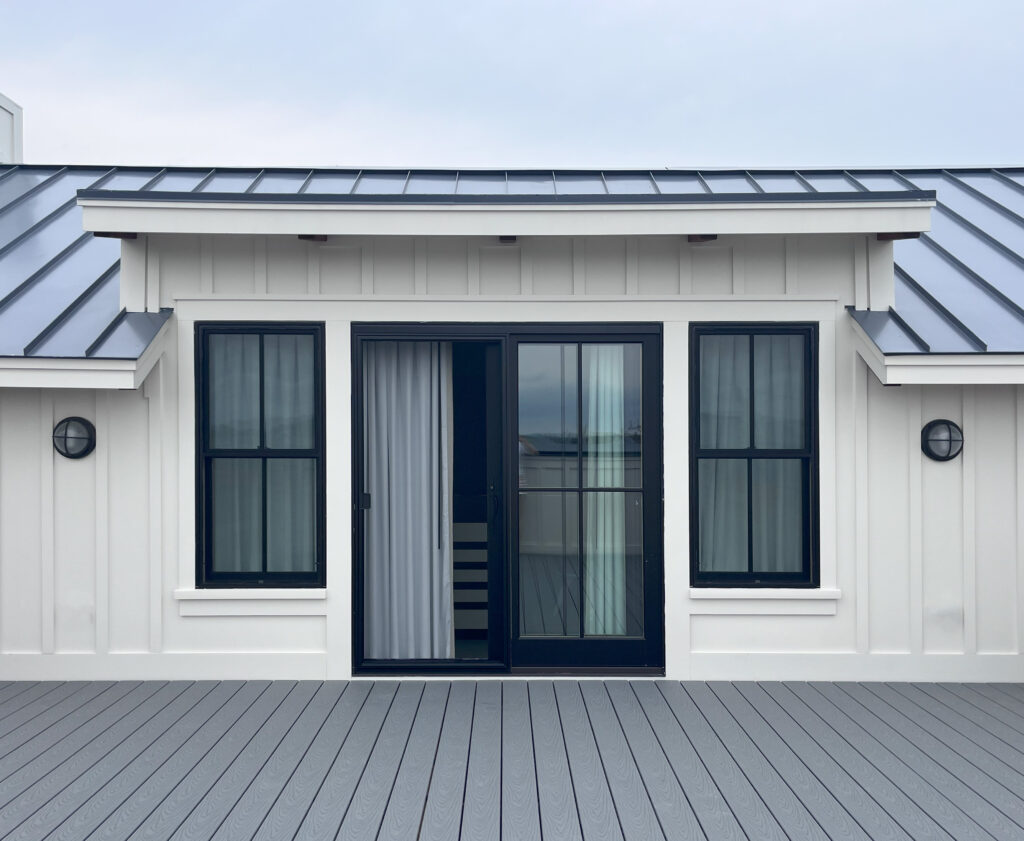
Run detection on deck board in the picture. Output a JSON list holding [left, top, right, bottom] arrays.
[[0, 680, 1020, 840]]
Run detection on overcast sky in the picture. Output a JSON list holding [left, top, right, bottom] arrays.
[[2, 0, 1022, 168]]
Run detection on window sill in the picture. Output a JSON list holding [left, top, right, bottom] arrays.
[[174, 588, 327, 616], [688, 587, 841, 615]]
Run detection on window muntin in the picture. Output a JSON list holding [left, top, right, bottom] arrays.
[[690, 324, 818, 587], [197, 323, 325, 588]]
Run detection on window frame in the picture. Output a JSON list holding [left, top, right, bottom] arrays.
[[689, 322, 819, 588], [195, 321, 326, 589]]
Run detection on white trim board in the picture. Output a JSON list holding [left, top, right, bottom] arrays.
[[80, 198, 934, 238]]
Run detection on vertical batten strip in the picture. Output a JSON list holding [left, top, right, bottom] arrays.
[[853, 236, 868, 310], [783, 237, 797, 295], [306, 242, 320, 295], [678, 238, 693, 294], [94, 392, 110, 654], [144, 236, 161, 312], [39, 392, 55, 654], [467, 240, 480, 295], [414, 237, 427, 295], [199, 235, 213, 295], [907, 387, 923, 654], [360, 239, 373, 296], [854, 358, 869, 654], [962, 385, 977, 654], [730, 240, 745, 295], [254, 238, 268, 295], [145, 359, 164, 653], [1017, 386, 1024, 654], [571, 237, 584, 296], [625, 237, 639, 295]]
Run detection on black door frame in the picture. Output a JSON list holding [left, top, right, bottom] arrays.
[[351, 322, 664, 675]]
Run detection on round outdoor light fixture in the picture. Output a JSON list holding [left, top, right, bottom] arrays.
[[52, 417, 96, 459], [921, 418, 963, 462]]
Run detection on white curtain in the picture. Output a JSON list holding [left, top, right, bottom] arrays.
[[364, 341, 454, 659], [697, 335, 749, 572], [584, 344, 626, 635], [751, 335, 804, 572]]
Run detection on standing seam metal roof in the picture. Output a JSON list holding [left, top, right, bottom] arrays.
[[1, 165, 1023, 358]]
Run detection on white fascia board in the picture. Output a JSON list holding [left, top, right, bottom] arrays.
[[80, 198, 934, 238], [0, 315, 170, 390], [851, 322, 1024, 384]]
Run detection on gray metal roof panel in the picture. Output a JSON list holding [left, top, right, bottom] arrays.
[[3, 164, 1024, 359]]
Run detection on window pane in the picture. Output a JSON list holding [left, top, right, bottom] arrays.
[[266, 459, 316, 573], [519, 492, 579, 636], [583, 491, 643, 636], [582, 343, 642, 488], [699, 335, 750, 449], [697, 459, 748, 572], [265, 334, 315, 449], [518, 344, 578, 488], [208, 334, 260, 449], [752, 459, 804, 573], [754, 334, 805, 449], [211, 458, 262, 572]]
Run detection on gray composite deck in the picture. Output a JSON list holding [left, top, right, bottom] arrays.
[[0, 681, 1023, 840]]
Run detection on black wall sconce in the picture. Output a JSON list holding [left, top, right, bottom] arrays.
[[53, 417, 96, 459], [921, 418, 963, 462]]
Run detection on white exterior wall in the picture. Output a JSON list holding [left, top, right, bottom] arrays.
[[1, 232, 1022, 681]]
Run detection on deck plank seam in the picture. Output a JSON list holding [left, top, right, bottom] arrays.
[[855, 683, 1024, 812], [164, 680, 314, 841], [953, 685, 1024, 730], [245, 681, 356, 841], [903, 683, 1024, 756], [365, 682, 428, 841], [411, 682, 453, 841], [26, 680, 244, 841], [814, 682, 998, 841], [0, 681, 164, 786], [634, 683, 747, 841], [84, 680, 277, 841], [710, 682, 873, 841], [549, 682, 588, 841], [455, 682, 478, 841], [772, 683, 954, 841]]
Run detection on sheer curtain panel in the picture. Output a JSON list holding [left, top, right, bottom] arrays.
[[364, 341, 455, 660]]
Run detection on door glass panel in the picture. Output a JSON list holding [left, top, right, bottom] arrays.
[[699, 334, 749, 449], [518, 344, 578, 488], [208, 333, 260, 449], [697, 458, 748, 572], [752, 459, 804, 573], [211, 458, 262, 572], [266, 458, 316, 573], [519, 492, 580, 636], [753, 334, 805, 449], [264, 333, 315, 449], [583, 491, 643, 636], [582, 343, 642, 488]]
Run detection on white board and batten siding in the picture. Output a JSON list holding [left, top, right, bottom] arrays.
[[1, 232, 1022, 681]]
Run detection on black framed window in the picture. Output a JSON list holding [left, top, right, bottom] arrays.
[[690, 323, 818, 587], [196, 323, 325, 588]]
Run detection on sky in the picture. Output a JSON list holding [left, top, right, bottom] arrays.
[[1, 0, 1022, 169]]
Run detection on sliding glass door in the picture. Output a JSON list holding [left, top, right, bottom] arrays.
[[511, 329, 662, 670], [353, 324, 663, 673]]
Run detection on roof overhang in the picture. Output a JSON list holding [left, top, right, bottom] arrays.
[[851, 315, 1024, 384], [79, 194, 935, 238], [0, 314, 169, 389]]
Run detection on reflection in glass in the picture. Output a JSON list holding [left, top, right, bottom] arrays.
[[211, 458, 261, 572], [265, 334, 315, 449], [582, 344, 642, 488], [584, 491, 643, 636], [266, 459, 316, 573], [519, 492, 579, 636], [697, 459, 748, 572], [753, 460, 803, 573], [209, 334, 260, 449], [699, 335, 750, 449], [753, 335, 804, 449], [518, 344, 577, 488]]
